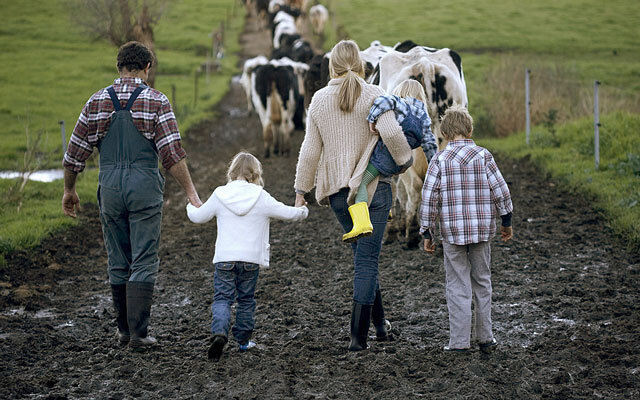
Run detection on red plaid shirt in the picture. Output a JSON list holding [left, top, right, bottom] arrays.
[[63, 77, 186, 172], [419, 139, 513, 245]]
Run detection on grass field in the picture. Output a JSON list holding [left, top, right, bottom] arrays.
[[326, 0, 640, 249], [0, 0, 244, 262]]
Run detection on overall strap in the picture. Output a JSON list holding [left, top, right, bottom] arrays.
[[124, 85, 147, 111], [106, 86, 122, 111]]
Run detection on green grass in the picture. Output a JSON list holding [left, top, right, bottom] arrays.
[[326, 0, 640, 248], [0, 0, 245, 262], [479, 112, 640, 251]]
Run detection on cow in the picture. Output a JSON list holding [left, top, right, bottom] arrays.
[[241, 55, 269, 112], [272, 11, 298, 49], [374, 44, 466, 248], [251, 63, 300, 157], [377, 46, 468, 141], [309, 4, 329, 35], [303, 52, 330, 108], [360, 40, 394, 82], [270, 57, 309, 130], [272, 34, 314, 63]]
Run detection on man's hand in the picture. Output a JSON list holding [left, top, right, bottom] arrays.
[[501, 226, 513, 242], [295, 193, 307, 207], [62, 190, 81, 218], [188, 194, 203, 208], [423, 238, 436, 253], [369, 122, 378, 134]]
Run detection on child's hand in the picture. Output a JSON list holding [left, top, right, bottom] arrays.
[[369, 122, 378, 134], [423, 238, 436, 253], [501, 226, 513, 242]]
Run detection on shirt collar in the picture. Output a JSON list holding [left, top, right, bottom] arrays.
[[446, 139, 475, 148], [114, 77, 147, 86]]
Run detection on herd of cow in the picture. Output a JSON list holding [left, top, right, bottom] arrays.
[[240, 0, 469, 248]]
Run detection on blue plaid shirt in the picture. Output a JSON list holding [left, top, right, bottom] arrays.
[[367, 95, 438, 162]]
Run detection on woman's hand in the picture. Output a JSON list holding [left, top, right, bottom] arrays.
[[295, 193, 307, 207], [369, 122, 378, 134]]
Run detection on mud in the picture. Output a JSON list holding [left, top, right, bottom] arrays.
[[1, 9, 639, 400]]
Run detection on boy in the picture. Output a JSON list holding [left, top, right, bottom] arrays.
[[419, 105, 513, 353]]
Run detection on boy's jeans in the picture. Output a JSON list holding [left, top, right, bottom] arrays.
[[329, 183, 393, 305], [442, 241, 493, 349], [211, 261, 260, 344]]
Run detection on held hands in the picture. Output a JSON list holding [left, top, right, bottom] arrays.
[[294, 193, 308, 208], [423, 238, 436, 254], [188, 192, 203, 208], [62, 190, 81, 218], [501, 226, 513, 242]]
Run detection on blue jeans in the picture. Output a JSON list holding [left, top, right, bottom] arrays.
[[369, 114, 422, 176], [329, 183, 393, 305], [211, 261, 260, 344]]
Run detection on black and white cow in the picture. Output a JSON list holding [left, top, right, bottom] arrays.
[[241, 55, 269, 112], [377, 46, 468, 127], [373, 42, 468, 248], [251, 62, 300, 157], [270, 57, 309, 130], [272, 33, 314, 63], [272, 10, 298, 49]]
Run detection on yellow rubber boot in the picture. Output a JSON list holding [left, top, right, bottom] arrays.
[[342, 202, 374, 243]]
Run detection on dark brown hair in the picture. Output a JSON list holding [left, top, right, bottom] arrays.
[[117, 41, 154, 72]]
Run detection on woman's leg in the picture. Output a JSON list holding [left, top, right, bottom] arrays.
[[352, 182, 393, 305]]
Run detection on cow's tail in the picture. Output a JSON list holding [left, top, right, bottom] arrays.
[[269, 82, 282, 125]]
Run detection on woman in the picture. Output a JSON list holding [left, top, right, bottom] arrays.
[[294, 40, 412, 351]]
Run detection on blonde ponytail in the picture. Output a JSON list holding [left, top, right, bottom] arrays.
[[329, 40, 365, 113]]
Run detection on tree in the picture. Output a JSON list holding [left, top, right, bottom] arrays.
[[70, 0, 167, 87]]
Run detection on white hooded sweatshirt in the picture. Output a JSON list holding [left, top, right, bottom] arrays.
[[186, 180, 308, 267]]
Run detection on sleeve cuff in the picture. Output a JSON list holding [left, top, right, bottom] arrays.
[[295, 189, 306, 195], [501, 212, 512, 227]]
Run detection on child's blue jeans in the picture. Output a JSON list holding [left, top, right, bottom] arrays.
[[211, 261, 260, 344], [369, 113, 422, 176]]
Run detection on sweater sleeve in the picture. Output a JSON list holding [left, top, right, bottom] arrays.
[[376, 109, 412, 166], [294, 109, 323, 193], [186, 191, 217, 223], [263, 191, 309, 221]]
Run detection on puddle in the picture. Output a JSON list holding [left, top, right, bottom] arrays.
[[0, 169, 64, 182], [34, 309, 57, 319], [2, 307, 26, 316], [55, 321, 75, 329]]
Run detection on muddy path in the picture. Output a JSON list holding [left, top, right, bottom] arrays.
[[2, 10, 639, 400]]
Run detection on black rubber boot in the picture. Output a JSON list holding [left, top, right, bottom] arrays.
[[372, 289, 391, 341], [126, 281, 157, 349], [208, 334, 228, 361], [111, 283, 129, 345], [348, 303, 372, 351]]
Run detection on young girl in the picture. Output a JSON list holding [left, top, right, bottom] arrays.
[[342, 79, 438, 242], [186, 152, 308, 361]]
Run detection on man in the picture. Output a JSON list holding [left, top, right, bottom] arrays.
[[62, 41, 202, 349]]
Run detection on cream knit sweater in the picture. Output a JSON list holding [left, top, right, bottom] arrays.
[[294, 77, 412, 206]]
